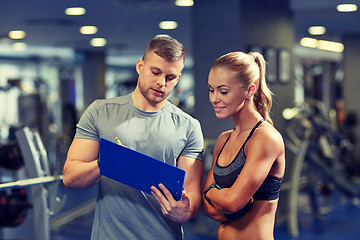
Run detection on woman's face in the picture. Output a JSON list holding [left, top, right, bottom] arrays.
[[208, 67, 247, 119]]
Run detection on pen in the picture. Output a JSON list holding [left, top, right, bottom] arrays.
[[115, 136, 122, 145]]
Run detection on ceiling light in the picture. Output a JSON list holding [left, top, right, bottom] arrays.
[[80, 26, 98, 35], [159, 21, 178, 30], [336, 4, 358, 12], [13, 42, 27, 51], [90, 38, 107, 47], [300, 37, 344, 52], [8, 30, 26, 40], [318, 40, 344, 52], [65, 7, 86, 16], [308, 26, 326, 35], [175, 0, 194, 7], [155, 34, 170, 38], [300, 37, 318, 48]]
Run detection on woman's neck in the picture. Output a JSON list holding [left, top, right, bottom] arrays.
[[232, 101, 263, 132]]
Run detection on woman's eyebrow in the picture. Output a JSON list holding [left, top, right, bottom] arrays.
[[216, 85, 229, 88], [208, 83, 228, 87]]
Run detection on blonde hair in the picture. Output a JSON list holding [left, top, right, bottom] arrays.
[[211, 51, 273, 124]]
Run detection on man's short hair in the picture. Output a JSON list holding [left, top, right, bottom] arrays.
[[143, 35, 185, 63]]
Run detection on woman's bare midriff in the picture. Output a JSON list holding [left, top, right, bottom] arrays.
[[217, 200, 278, 240]]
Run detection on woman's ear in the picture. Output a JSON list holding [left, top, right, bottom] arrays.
[[247, 84, 256, 99]]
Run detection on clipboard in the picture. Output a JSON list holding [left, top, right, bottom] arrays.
[[99, 138, 185, 201]]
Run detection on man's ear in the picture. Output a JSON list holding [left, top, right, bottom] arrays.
[[174, 73, 182, 87], [247, 84, 256, 99], [136, 59, 143, 74]]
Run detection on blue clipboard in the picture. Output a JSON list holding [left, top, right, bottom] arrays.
[[99, 138, 185, 201]]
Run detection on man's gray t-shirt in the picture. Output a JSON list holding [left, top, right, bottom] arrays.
[[75, 94, 204, 240]]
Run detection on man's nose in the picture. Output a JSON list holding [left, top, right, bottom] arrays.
[[156, 75, 166, 87]]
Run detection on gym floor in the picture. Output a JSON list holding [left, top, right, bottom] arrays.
[[50, 185, 360, 240]]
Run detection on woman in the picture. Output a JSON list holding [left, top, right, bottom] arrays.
[[202, 51, 285, 240]]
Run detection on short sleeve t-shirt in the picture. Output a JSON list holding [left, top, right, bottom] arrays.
[[75, 94, 204, 240]]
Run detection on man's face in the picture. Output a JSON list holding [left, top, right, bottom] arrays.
[[136, 51, 184, 106]]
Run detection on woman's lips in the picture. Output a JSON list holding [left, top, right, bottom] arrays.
[[214, 106, 225, 113]]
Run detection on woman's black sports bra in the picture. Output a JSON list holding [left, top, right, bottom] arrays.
[[213, 119, 282, 220]]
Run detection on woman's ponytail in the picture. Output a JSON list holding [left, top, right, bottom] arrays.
[[249, 52, 273, 125]]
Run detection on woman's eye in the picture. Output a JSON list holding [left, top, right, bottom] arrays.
[[221, 91, 228, 95], [152, 71, 160, 75]]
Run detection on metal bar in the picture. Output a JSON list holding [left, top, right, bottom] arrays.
[[0, 175, 63, 190]]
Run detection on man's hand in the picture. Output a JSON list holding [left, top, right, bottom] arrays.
[[151, 183, 191, 223]]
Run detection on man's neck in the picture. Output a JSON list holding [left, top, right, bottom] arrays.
[[131, 89, 166, 112]]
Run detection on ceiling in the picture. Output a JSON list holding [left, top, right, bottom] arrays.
[[0, 0, 360, 60], [291, 0, 360, 42]]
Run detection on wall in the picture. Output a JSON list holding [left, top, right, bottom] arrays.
[[343, 33, 360, 161], [193, 0, 295, 139], [192, 0, 242, 139]]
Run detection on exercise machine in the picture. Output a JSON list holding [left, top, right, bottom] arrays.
[[280, 99, 358, 237], [0, 126, 65, 240]]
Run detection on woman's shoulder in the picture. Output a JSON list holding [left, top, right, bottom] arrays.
[[245, 122, 285, 166], [253, 121, 284, 148]]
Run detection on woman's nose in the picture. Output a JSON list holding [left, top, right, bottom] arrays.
[[210, 92, 219, 103]]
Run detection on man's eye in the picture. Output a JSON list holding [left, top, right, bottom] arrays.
[[152, 71, 160, 75]]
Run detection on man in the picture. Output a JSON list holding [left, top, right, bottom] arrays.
[[63, 35, 204, 240]]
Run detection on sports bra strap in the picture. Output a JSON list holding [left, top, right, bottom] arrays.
[[241, 119, 264, 149], [216, 119, 264, 161]]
